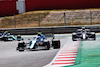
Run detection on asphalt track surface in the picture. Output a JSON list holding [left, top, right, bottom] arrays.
[[0, 34, 70, 67]]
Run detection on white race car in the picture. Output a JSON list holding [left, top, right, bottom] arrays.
[[72, 29, 96, 41]]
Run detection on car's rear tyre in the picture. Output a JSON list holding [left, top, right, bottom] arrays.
[[18, 42, 25, 51], [91, 34, 96, 40], [72, 35, 76, 41], [93, 35, 96, 40], [3, 37, 8, 41], [19, 47, 25, 51], [52, 40, 60, 49]]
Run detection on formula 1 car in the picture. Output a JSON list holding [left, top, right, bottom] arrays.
[[16, 34, 60, 51], [72, 28, 96, 41], [0, 31, 16, 41], [0, 31, 22, 41]]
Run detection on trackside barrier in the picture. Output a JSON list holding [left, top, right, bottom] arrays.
[[0, 25, 100, 35]]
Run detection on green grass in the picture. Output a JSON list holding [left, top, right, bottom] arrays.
[[64, 37, 100, 67]]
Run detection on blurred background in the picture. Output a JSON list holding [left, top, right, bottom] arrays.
[[0, 9, 100, 28]]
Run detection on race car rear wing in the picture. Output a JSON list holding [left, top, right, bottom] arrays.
[[44, 34, 55, 39]]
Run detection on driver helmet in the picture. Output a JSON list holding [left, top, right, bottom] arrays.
[[5, 31, 8, 33], [82, 27, 85, 30], [38, 31, 42, 36]]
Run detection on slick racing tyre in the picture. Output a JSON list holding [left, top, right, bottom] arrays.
[[93, 34, 96, 40], [72, 35, 76, 41], [43, 41, 50, 50], [52, 40, 60, 49], [18, 42, 25, 51], [18, 47, 25, 51]]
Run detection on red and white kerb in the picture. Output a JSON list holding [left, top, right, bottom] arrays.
[[44, 40, 80, 67]]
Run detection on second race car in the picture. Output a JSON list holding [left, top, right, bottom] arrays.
[[0, 31, 16, 41], [0, 31, 22, 41], [72, 28, 96, 41]]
